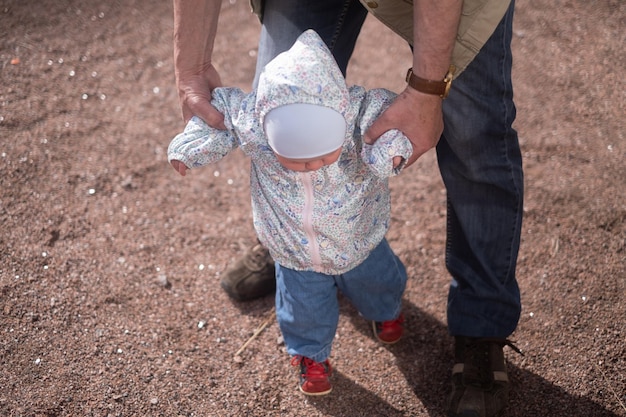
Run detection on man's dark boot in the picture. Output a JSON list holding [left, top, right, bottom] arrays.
[[447, 337, 522, 417], [220, 242, 275, 301]]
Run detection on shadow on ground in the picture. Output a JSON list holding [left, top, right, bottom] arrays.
[[334, 300, 622, 417]]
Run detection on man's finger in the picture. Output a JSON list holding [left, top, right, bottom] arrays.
[[363, 117, 389, 145], [185, 99, 226, 130]]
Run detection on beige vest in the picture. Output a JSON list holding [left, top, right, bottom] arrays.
[[249, 0, 511, 77]]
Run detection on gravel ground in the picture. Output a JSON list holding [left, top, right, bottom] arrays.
[[1, 0, 624, 416]]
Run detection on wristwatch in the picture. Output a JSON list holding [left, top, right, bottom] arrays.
[[405, 65, 456, 99]]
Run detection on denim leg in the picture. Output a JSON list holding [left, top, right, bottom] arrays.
[[275, 240, 406, 362], [275, 264, 339, 362], [438, 0, 523, 338], [337, 239, 407, 322], [253, 0, 367, 85]]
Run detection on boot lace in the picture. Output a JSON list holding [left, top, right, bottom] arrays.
[[243, 242, 271, 271], [463, 339, 523, 387]]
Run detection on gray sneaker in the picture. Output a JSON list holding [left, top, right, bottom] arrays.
[[447, 337, 522, 417], [220, 242, 275, 301]]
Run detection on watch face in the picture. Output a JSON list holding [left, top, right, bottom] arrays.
[[441, 65, 456, 99]]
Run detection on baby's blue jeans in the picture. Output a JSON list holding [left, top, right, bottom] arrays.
[[275, 238, 407, 362]]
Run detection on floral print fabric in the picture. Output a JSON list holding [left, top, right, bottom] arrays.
[[168, 30, 413, 274]]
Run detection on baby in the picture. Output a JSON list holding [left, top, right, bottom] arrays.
[[168, 30, 412, 396]]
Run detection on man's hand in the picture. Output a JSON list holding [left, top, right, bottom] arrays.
[[364, 87, 443, 167], [177, 64, 226, 130], [363, 0, 461, 167], [173, 0, 224, 127]]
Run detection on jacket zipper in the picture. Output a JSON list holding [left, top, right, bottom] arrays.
[[300, 172, 322, 270]]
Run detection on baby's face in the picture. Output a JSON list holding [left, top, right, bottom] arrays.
[[275, 148, 342, 172]]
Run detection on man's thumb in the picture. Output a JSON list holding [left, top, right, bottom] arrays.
[[363, 118, 387, 145]]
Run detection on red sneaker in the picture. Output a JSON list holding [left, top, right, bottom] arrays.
[[372, 313, 404, 344], [291, 356, 332, 396]]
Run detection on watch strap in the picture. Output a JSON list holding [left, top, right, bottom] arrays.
[[405, 65, 456, 99]]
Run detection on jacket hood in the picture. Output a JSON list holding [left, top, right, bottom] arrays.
[[255, 30, 350, 126]]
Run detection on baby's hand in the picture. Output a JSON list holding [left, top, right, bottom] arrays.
[[170, 160, 189, 176]]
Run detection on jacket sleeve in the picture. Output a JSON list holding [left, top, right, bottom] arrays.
[[167, 88, 246, 169], [357, 88, 413, 178]]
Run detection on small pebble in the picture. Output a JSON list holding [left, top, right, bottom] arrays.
[[157, 274, 169, 287]]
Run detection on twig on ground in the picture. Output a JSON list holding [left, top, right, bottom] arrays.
[[233, 307, 276, 361], [595, 361, 626, 413]]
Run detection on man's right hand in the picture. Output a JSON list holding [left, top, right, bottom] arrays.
[[172, 0, 224, 127], [176, 64, 226, 130]]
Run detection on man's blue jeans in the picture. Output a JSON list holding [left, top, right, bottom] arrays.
[[255, 0, 523, 339]]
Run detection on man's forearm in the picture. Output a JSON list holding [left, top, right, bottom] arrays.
[[172, 0, 221, 82], [412, 0, 463, 80]]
